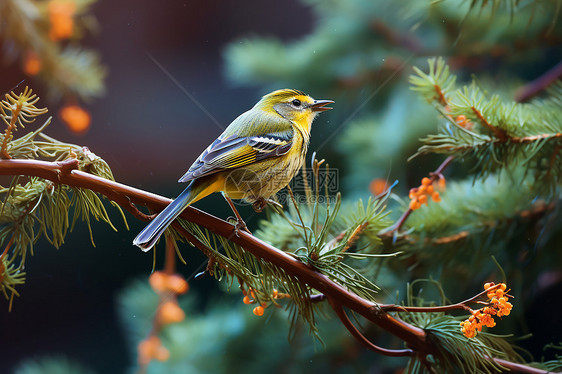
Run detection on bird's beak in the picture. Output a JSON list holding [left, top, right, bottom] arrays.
[[310, 99, 334, 112]]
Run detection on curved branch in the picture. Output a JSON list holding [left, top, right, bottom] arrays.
[[0, 158, 551, 374], [380, 283, 503, 314], [328, 297, 414, 357]]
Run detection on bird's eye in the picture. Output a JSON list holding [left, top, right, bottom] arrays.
[[292, 99, 301, 107]]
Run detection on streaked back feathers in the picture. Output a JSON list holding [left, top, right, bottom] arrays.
[[133, 88, 333, 252]]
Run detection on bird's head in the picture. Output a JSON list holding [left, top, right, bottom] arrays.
[[256, 89, 334, 132]]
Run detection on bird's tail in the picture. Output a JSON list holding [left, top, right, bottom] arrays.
[[133, 181, 195, 252]]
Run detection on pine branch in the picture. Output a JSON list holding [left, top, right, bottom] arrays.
[[0, 158, 552, 374]]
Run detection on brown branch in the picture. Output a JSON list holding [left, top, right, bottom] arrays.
[[370, 20, 423, 54], [1, 103, 20, 159], [515, 60, 562, 103], [328, 297, 414, 357], [380, 283, 503, 314], [382, 156, 454, 237], [0, 158, 426, 344], [493, 359, 553, 374], [0, 158, 550, 374], [435, 84, 448, 107], [471, 106, 508, 141]]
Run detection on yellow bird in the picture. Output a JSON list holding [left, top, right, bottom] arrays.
[[133, 89, 333, 251]]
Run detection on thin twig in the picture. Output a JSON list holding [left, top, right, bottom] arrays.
[[382, 156, 454, 236], [379, 283, 503, 313], [329, 297, 414, 357], [515, 60, 562, 102]]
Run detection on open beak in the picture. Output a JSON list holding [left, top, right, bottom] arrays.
[[310, 99, 334, 112]]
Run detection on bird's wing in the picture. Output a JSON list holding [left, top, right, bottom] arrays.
[[179, 111, 294, 183]]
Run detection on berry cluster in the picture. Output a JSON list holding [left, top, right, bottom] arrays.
[[241, 286, 285, 317], [409, 176, 445, 210], [138, 271, 189, 365], [460, 282, 513, 339]]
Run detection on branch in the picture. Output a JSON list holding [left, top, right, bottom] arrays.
[[515, 60, 562, 102], [471, 106, 508, 140], [380, 283, 503, 314], [328, 297, 414, 357], [0, 158, 426, 347], [381, 156, 454, 237], [0, 158, 551, 374]]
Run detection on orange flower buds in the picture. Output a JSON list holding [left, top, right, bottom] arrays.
[[138, 336, 170, 365], [141, 270, 189, 367], [461, 282, 513, 338], [149, 271, 189, 295], [409, 176, 446, 210], [369, 178, 390, 196], [48, 0, 76, 41], [23, 52, 41, 76], [166, 274, 189, 294], [158, 300, 185, 324]]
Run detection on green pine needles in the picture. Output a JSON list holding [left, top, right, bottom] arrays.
[[0, 87, 126, 310], [410, 57, 562, 187]]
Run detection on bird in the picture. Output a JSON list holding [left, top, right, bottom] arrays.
[[133, 89, 334, 252]]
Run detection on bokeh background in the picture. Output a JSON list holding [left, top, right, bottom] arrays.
[[1, 0, 561, 373]]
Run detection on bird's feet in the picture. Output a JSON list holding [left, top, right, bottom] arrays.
[[227, 215, 252, 236], [252, 197, 283, 213]]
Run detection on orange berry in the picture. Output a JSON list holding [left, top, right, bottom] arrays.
[[149, 271, 167, 293], [243, 295, 252, 304], [253, 306, 264, 316], [159, 301, 185, 324], [48, 1, 76, 41], [409, 188, 418, 199], [499, 283, 507, 291], [23, 52, 41, 75], [369, 178, 389, 196], [437, 177, 446, 190], [60, 105, 91, 134], [421, 177, 431, 186], [418, 185, 427, 194], [484, 282, 492, 290], [431, 191, 441, 202], [250, 290, 256, 299], [138, 336, 161, 365], [154, 345, 170, 361], [167, 274, 189, 294], [418, 194, 428, 205], [409, 199, 421, 210], [426, 184, 434, 194]]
